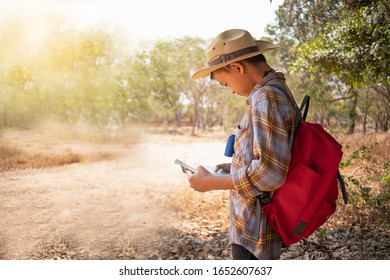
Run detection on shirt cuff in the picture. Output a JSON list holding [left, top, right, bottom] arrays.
[[232, 165, 262, 199]]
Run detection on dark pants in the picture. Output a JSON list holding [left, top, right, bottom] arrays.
[[231, 244, 258, 260]]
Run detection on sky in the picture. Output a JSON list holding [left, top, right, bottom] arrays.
[[0, 0, 283, 49]]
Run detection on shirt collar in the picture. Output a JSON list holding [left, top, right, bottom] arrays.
[[247, 71, 286, 105]]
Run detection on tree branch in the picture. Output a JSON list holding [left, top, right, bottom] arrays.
[[331, 96, 352, 102]]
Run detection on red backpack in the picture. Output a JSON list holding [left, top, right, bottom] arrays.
[[250, 87, 348, 246]]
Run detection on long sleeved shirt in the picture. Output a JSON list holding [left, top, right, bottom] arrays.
[[230, 71, 297, 259]]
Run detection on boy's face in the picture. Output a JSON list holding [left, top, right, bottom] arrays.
[[211, 63, 254, 97]]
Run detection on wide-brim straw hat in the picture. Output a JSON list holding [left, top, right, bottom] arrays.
[[192, 29, 278, 79]]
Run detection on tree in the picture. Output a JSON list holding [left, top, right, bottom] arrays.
[[147, 40, 183, 128], [114, 51, 151, 124], [46, 26, 125, 128], [147, 37, 220, 134], [294, 0, 389, 132], [270, 0, 390, 133], [172, 37, 209, 134], [266, 0, 348, 127]]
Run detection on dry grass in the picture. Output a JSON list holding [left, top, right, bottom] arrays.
[[0, 143, 117, 172], [0, 236, 6, 259], [335, 132, 390, 228], [0, 123, 141, 172], [31, 235, 86, 260], [0, 145, 85, 171]]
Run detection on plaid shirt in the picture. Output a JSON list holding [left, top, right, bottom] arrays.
[[230, 72, 297, 259]]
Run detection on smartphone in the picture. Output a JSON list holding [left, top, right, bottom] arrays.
[[174, 159, 196, 174]]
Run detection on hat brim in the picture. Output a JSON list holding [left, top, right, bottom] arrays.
[[191, 41, 278, 79]]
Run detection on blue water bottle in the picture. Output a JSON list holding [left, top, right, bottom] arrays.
[[224, 134, 235, 157]]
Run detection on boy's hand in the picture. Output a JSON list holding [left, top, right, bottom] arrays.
[[187, 166, 214, 192], [215, 163, 231, 173]]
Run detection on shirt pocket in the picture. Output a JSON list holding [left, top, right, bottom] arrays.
[[233, 126, 252, 167]]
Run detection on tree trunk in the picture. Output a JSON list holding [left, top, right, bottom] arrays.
[[362, 109, 367, 134], [192, 101, 199, 135], [175, 109, 181, 129], [383, 114, 389, 132], [348, 90, 358, 134]]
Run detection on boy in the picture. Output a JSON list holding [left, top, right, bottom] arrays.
[[188, 29, 298, 259]]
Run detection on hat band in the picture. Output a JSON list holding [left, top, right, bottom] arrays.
[[208, 46, 259, 67]]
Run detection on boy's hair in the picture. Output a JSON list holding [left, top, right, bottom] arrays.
[[210, 54, 267, 80], [243, 53, 267, 64]]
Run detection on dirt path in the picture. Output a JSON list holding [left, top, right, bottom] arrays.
[[0, 127, 229, 259]]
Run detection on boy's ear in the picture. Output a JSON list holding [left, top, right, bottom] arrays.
[[229, 62, 245, 74]]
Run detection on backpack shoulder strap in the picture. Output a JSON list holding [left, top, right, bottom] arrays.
[[299, 95, 310, 121]]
